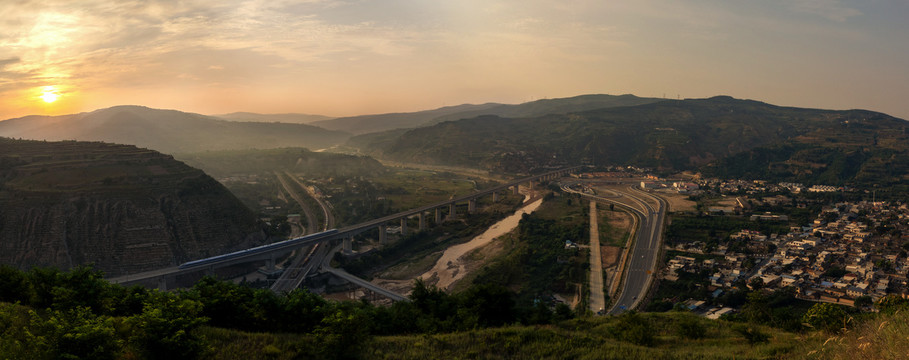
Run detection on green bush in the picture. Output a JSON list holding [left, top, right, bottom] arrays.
[[676, 315, 707, 339], [733, 324, 769, 345]]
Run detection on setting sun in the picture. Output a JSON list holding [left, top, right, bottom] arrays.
[[40, 86, 60, 103]]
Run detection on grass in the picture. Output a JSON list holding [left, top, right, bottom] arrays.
[[599, 208, 632, 247], [201, 312, 820, 359], [800, 310, 909, 360], [372, 170, 478, 210], [378, 251, 444, 280]]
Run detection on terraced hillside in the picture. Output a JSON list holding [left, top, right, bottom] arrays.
[[0, 138, 267, 277]]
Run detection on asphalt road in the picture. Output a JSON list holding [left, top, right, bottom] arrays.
[[560, 182, 666, 314], [608, 186, 666, 314]]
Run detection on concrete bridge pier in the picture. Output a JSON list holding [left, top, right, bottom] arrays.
[[265, 253, 276, 271], [512, 186, 519, 195], [157, 277, 167, 291], [493, 192, 499, 202], [400, 217, 408, 235], [449, 203, 457, 220], [435, 208, 442, 223], [468, 199, 477, 213], [343, 235, 353, 255], [379, 225, 387, 245], [418, 212, 426, 231]]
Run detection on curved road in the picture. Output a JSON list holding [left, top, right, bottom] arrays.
[[608, 186, 666, 314], [562, 182, 667, 314]]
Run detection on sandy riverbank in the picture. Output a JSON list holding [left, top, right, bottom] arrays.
[[419, 196, 543, 290]]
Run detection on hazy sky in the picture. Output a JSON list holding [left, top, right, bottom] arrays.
[[1, 0, 908, 120]]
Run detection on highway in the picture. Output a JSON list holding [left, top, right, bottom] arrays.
[[320, 245, 409, 302], [608, 186, 666, 314], [271, 173, 336, 293], [561, 181, 666, 314], [275, 172, 318, 235]]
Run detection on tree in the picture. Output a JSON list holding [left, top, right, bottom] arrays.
[[127, 292, 208, 360], [459, 283, 516, 328], [874, 294, 909, 314], [741, 291, 771, 324], [676, 314, 707, 339], [0, 265, 30, 303], [854, 295, 873, 309], [607, 312, 654, 346], [802, 302, 850, 333], [32, 307, 121, 360]]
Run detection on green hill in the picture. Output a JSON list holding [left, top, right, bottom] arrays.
[[0, 138, 267, 277], [318, 94, 663, 136], [428, 93, 663, 124], [176, 147, 387, 179], [363, 96, 909, 184]]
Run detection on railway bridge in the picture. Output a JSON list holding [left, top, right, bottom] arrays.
[[107, 166, 581, 293]]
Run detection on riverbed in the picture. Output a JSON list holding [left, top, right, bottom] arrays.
[[419, 196, 543, 290]]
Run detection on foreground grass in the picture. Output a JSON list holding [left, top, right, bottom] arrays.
[[203, 312, 817, 359], [800, 310, 909, 360]]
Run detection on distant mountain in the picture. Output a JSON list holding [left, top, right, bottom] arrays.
[[316, 94, 663, 135], [311, 103, 503, 135], [0, 106, 350, 154], [212, 112, 334, 124], [365, 96, 909, 185], [428, 94, 663, 124], [0, 138, 268, 277]]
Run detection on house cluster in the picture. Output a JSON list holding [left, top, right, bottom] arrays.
[[692, 179, 845, 195], [639, 180, 700, 193], [665, 201, 909, 307]]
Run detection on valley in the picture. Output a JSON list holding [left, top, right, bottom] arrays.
[[2, 94, 908, 359]]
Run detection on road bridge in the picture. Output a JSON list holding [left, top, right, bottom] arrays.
[[107, 166, 581, 294]]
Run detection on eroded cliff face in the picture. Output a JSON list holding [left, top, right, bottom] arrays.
[[0, 139, 266, 277]]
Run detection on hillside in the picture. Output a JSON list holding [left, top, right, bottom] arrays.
[[320, 94, 663, 136], [429, 93, 663, 124], [212, 112, 334, 124], [365, 96, 909, 184], [311, 103, 503, 135], [0, 106, 350, 154], [0, 138, 267, 277], [176, 147, 387, 179]]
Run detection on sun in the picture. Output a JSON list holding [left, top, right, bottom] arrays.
[[40, 86, 60, 103]]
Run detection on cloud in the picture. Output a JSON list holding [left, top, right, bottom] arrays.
[[789, 0, 862, 22], [0, 57, 20, 68]]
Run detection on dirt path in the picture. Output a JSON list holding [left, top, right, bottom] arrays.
[[419, 196, 543, 290]]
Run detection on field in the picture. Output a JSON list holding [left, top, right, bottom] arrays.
[[370, 169, 483, 210], [599, 208, 633, 247]]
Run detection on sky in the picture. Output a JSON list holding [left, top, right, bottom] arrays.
[[1, 0, 908, 120]]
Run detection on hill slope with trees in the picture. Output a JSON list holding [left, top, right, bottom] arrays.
[[362, 96, 909, 185]]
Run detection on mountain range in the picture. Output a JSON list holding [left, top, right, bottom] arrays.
[[355, 96, 909, 185], [0, 106, 349, 154], [212, 112, 334, 124], [3, 94, 907, 186], [311, 94, 662, 135]]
